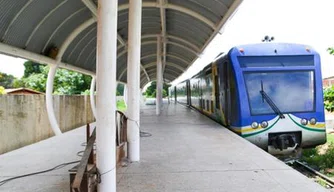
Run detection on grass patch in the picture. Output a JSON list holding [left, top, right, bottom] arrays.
[[327, 134, 334, 144], [302, 135, 334, 175], [302, 145, 334, 173], [117, 100, 127, 112]]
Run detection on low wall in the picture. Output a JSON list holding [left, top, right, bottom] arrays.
[[0, 95, 95, 154]]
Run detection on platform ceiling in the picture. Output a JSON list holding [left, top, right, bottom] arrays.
[[0, 0, 242, 87]]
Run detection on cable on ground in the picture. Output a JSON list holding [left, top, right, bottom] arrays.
[[140, 131, 152, 137], [0, 160, 80, 187]]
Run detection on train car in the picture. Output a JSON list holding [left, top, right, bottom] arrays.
[[175, 80, 190, 105], [175, 43, 326, 155]]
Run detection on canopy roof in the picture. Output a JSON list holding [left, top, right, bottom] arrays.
[[0, 0, 242, 87]]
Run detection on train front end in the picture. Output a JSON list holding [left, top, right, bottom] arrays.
[[230, 43, 326, 155]]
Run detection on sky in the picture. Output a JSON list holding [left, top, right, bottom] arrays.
[[172, 0, 334, 85], [0, 0, 333, 83]]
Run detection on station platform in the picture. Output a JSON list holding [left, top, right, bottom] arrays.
[[0, 102, 328, 192]]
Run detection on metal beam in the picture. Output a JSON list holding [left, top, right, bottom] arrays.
[[42, 7, 87, 53], [171, 0, 242, 84], [0, 42, 95, 76], [141, 53, 190, 66], [83, 47, 97, 67], [149, 72, 177, 80], [2, 0, 34, 40], [118, 64, 150, 82], [66, 25, 96, 60], [74, 36, 96, 64], [81, 0, 126, 46], [81, 0, 150, 80], [118, 34, 200, 52], [57, 18, 95, 62], [146, 68, 180, 78], [144, 61, 185, 72], [25, 0, 68, 48], [141, 41, 198, 56], [198, 0, 242, 57], [118, 2, 215, 29], [46, 65, 62, 136]]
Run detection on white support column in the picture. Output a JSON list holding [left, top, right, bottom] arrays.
[[46, 65, 62, 136], [90, 75, 97, 119], [127, 0, 142, 162], [96, 0, 117, 191], [156, 36, 163, 115]]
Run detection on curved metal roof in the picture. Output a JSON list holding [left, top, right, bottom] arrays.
[[0, 0, 242, 88]]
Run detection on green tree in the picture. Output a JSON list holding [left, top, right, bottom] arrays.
[[18, 62, 92, 95], [53, 68, 92, 95], [23, 61, 43, 78], [324, 48, 334, 112], [144, 81, 171, 98], [117, 83, 124, 96], [328, 47, 334, 55], [145, 81, 156, 97], [0, 86, 6, 95], [0, 72, 15, 88]]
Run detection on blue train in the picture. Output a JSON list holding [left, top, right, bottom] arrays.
[[170, 43, 326, 155]]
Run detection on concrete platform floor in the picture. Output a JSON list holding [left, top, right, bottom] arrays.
[[0, 123, 94, 192], [118, 103, 328, 192], [0, 102, 329, 192]]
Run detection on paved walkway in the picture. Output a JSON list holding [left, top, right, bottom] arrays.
[[0, 123, 93, 192], [326, 112, 334, 132], [117, 103, 327, 192], [0, 103, 328, 192]]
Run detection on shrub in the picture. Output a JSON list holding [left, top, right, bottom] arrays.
[[302, 144, 334, 172], [324, 86, 334, 112], [0, 86, 5, 95]]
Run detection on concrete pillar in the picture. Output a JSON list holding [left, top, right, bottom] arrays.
[[96, 0, 117, 191], [46, 65, 62, 136], [126, 0, 142, 162], [156, 36, 163, 115], [90, 75, 97, 119]]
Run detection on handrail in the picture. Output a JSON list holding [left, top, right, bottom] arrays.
[[70, 111, 128, 191], [116, 110, 128, 146], [71, 128, 96, 192]]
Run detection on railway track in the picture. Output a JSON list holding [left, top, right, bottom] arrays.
[[292, 160, 334, 189]]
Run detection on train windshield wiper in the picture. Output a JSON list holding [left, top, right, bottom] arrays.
[[260, 81, 285, 119]]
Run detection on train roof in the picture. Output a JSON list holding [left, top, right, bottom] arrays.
[[228, 43, 319, 56], [176, 42, 319, 86]]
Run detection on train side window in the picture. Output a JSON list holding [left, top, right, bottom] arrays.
[[215, 74, 220, 109]]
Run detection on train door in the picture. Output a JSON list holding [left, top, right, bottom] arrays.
[[186, 80, 191, 106], [226, 62, 232, 126], [219, 61, 229, 126], [174, 86, 177, 102], [213, 64, 220, 114]]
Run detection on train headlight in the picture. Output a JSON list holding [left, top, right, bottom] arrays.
[[251, 122, 259, 129], [301, 119, 308, 125], [261, 121, 268, 128], [310, 118, 317, 125]]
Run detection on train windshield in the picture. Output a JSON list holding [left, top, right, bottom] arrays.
[[244, 71, 314, 115]]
